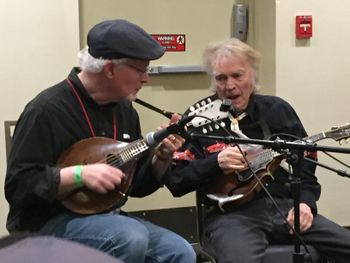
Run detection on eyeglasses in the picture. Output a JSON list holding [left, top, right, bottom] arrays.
[[124, 62, 151, 75]]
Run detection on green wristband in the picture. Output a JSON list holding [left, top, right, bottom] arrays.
[[73, 165, 83, 187]]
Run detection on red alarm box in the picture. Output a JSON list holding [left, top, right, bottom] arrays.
[[296, 15, 312, 39]]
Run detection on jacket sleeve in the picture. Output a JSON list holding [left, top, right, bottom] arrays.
[[164, 151, 222, 197], [5, 107, 61, 209]]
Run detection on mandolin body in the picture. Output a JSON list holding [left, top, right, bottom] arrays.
[[205, 153, 284, 209], [57, 137, 141, 215]]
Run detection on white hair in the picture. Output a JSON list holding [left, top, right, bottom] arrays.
[[202, 38, 261, 92], [78, 47, 128, 72]]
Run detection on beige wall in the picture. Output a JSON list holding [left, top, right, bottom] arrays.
[[253, 0, 350, 225], [251, 0, 276, 95], [273, 0, 350, 226], [79, 0, 235, 65], [0, 0, 80, 235]]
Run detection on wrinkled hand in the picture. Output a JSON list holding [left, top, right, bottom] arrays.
[[286, 203, 313, 235], [217, 146, 247, 174], [154, 113, 185, 161], [80, 163, 125, 194]]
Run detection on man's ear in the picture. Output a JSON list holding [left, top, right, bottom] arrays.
[[103, 61, 116, 79]]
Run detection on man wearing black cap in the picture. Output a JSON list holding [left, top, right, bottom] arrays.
[[5, 19, 196, 263]]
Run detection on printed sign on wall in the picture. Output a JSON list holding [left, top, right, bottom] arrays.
[[151, 34, 186, 52]]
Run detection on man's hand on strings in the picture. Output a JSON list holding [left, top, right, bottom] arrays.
[[154, 113, 185, 162], [217, 146, 247, 175], [58, 164, 125, 197], [79, 164, 125, 194]]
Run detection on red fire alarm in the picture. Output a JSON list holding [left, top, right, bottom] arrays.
[[296, 15, 312, 39]]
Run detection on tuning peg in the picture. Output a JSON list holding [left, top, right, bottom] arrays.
[[202, 127, 208, 134], [220, 121, 226, 127], [208, 125, 213, 132], [215, 124, 220, 129]]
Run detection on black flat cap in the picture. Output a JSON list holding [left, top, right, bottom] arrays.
[[87, 19, 165, 60]]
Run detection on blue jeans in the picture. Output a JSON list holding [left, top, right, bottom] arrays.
[[39, 211, 196, 263]]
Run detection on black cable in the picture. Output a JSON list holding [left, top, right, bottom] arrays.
[[322, 151, 350, 169]]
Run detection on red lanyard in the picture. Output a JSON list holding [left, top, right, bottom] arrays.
[[66, 78, 117, 140]]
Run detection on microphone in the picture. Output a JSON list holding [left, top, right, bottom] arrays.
[[220, 98, 232, 112], [144, 115, 195, 147], [220, 99, 238, 118]]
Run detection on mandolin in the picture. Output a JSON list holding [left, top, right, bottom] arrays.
[[57, 137, 150, 214], [205, 124, 350, 210]]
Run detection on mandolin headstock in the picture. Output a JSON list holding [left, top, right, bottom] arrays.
[[324, 123, 350, 143], [186, 98, 229, 134]]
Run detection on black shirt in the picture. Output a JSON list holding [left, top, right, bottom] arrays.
[[165, 93, 321, 212], [5, 68, 160, 232]]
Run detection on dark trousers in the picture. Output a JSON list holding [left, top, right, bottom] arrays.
[[202, 197, 350, 263]]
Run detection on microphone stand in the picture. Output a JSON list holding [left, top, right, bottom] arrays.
[[190, 133, 350, 154], [190, 133, 350, 263], [288, 149, 304, 263]]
